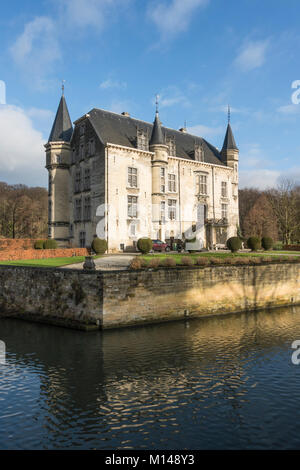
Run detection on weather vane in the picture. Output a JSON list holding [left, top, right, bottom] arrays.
[[155, 94, 159, 113], [228, 104, 231, 124], [62, 79, 66, 96]]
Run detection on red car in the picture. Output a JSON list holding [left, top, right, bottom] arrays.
[[151, 239, 171, 252]]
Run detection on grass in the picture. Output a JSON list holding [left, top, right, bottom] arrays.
[[0, 255, 102, 268]]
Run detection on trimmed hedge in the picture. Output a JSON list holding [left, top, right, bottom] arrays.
[[262, 237, 273, 251], [43, 239, 58, 249], [226, 237, 242, 253], [247, 236, 261, 251], [137, 237, 153, 254], [92, 238, 107, 254], [34, 240, 45, 250]]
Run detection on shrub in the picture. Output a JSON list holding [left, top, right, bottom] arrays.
[[226, 237, 242, 253], [262, 237, 273, 251], [129, 258, 142, 269], [161, 257, 176, 267], [210, 257, 223, 265], [283, 245, 300, 251], [43, 239, 58, 249], [273, 241, 283, 251], [195, 257, 210, 266], [247, 236, 261, 252], [149, 257, 161, 268], [34, 240, 45, 250], [181, 256, 194, 266], [137, 237, 153, 254], [92, 238, 108, 254]]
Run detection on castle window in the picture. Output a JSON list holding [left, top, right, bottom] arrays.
[[168, 174, 176, 192], [48, 200, 52, 222], [48, 174, 52, 196], [168, 199, 177, 220], [80, 144, 84, 160], [88, 139, 95, 156], [222, 204, 228, 219], [84, 196, 91, 221], [221, 181, 227, 197], [128, 196, 138, 218], [79, 231, 86, 248], [166, 136, 176, 156], [160, 201, 166, 223], [128, 167, 137, 188], [84, 168, 91, 191], [55, 154, 61, 164], [75, 198, 82, 221], [194, 143, 204, 162], [196, 174, 207, 195], [160, 167, 165, 193], [75, 170, 81, 193], [80, 124, 85, 136], [137, 128, 149, 151]]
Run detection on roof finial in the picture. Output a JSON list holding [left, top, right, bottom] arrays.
[[227, 104, 231, 124], [155, 94, 159, 114], [62, 79, 65, 96]]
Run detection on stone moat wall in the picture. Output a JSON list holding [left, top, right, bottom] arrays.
[[0, 263, 299, 330]]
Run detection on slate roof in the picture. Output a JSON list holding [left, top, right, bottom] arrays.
[[221, 123, 238, 151], [48, 95, 73, 143], [86, 108, 227, 166]]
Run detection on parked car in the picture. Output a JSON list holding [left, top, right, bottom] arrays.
[[151, 240, 171, 252]]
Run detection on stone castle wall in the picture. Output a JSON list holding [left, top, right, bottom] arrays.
[[0, 262, 299, 330]]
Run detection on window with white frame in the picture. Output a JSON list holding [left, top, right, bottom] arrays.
[[221, 204, 228, 219], [168, 173, 176, 192], [168, 199, 176, 220], [221, 181, 227, 198], [128, 196, 138, 218], [166, 136, 176, 156], [194, 143, 204, 162], [128, 167, 137, 188], [160, 201, 166, 223], [196, 174, 208, 195], [160, 167, 166, 193], [137, 129, 149, 151]]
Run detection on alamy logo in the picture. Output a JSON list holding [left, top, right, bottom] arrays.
[[291, 80, 300, 105], [0, 80, 6, 105], [0, 340, 5, 365], [291, 340, 300, 365]]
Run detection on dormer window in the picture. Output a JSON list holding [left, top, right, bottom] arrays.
[[137, 128, 149, 151], [194, 143, 204, 162], [166, 136, 176, 156]]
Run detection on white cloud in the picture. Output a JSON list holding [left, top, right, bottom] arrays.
[[59, 0, 113, 29], [10, 16, 61, 89], [187, 124, 223, 138], [277, 104, 300, 115], [0, 104, 46, 186], [235, 39, 269, 71], [148, 0, 209, 40], [0, 81, 6, 105], [239, 169, 280, 190], [100, 78, 127, 90], [156, 86, 190, 108]]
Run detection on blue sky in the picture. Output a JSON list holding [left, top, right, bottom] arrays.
[[0, 0, 300, 189]]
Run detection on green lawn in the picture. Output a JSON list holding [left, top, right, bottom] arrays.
[[0, 255, 102, 268], [141, 250, 300, 264]]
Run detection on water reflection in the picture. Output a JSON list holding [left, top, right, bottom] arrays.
[[1, 307, 300, 449]]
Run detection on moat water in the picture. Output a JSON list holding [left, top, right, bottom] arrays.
[[1, 306, 300, 450]]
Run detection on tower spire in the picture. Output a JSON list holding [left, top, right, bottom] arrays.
[[150, 94, 164, 146], [48, 90, 73, 143]]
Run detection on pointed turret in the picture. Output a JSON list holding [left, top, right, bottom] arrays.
[[221, 123, 238, 151], [48, 92, 73, 143], [150, 96, 164, 146], [221, 106, 239, 171]]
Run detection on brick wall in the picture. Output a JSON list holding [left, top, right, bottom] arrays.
[[0, 247, 89, 261]]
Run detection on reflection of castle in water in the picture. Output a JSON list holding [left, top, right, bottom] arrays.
[[1, 306, 300, 446]]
